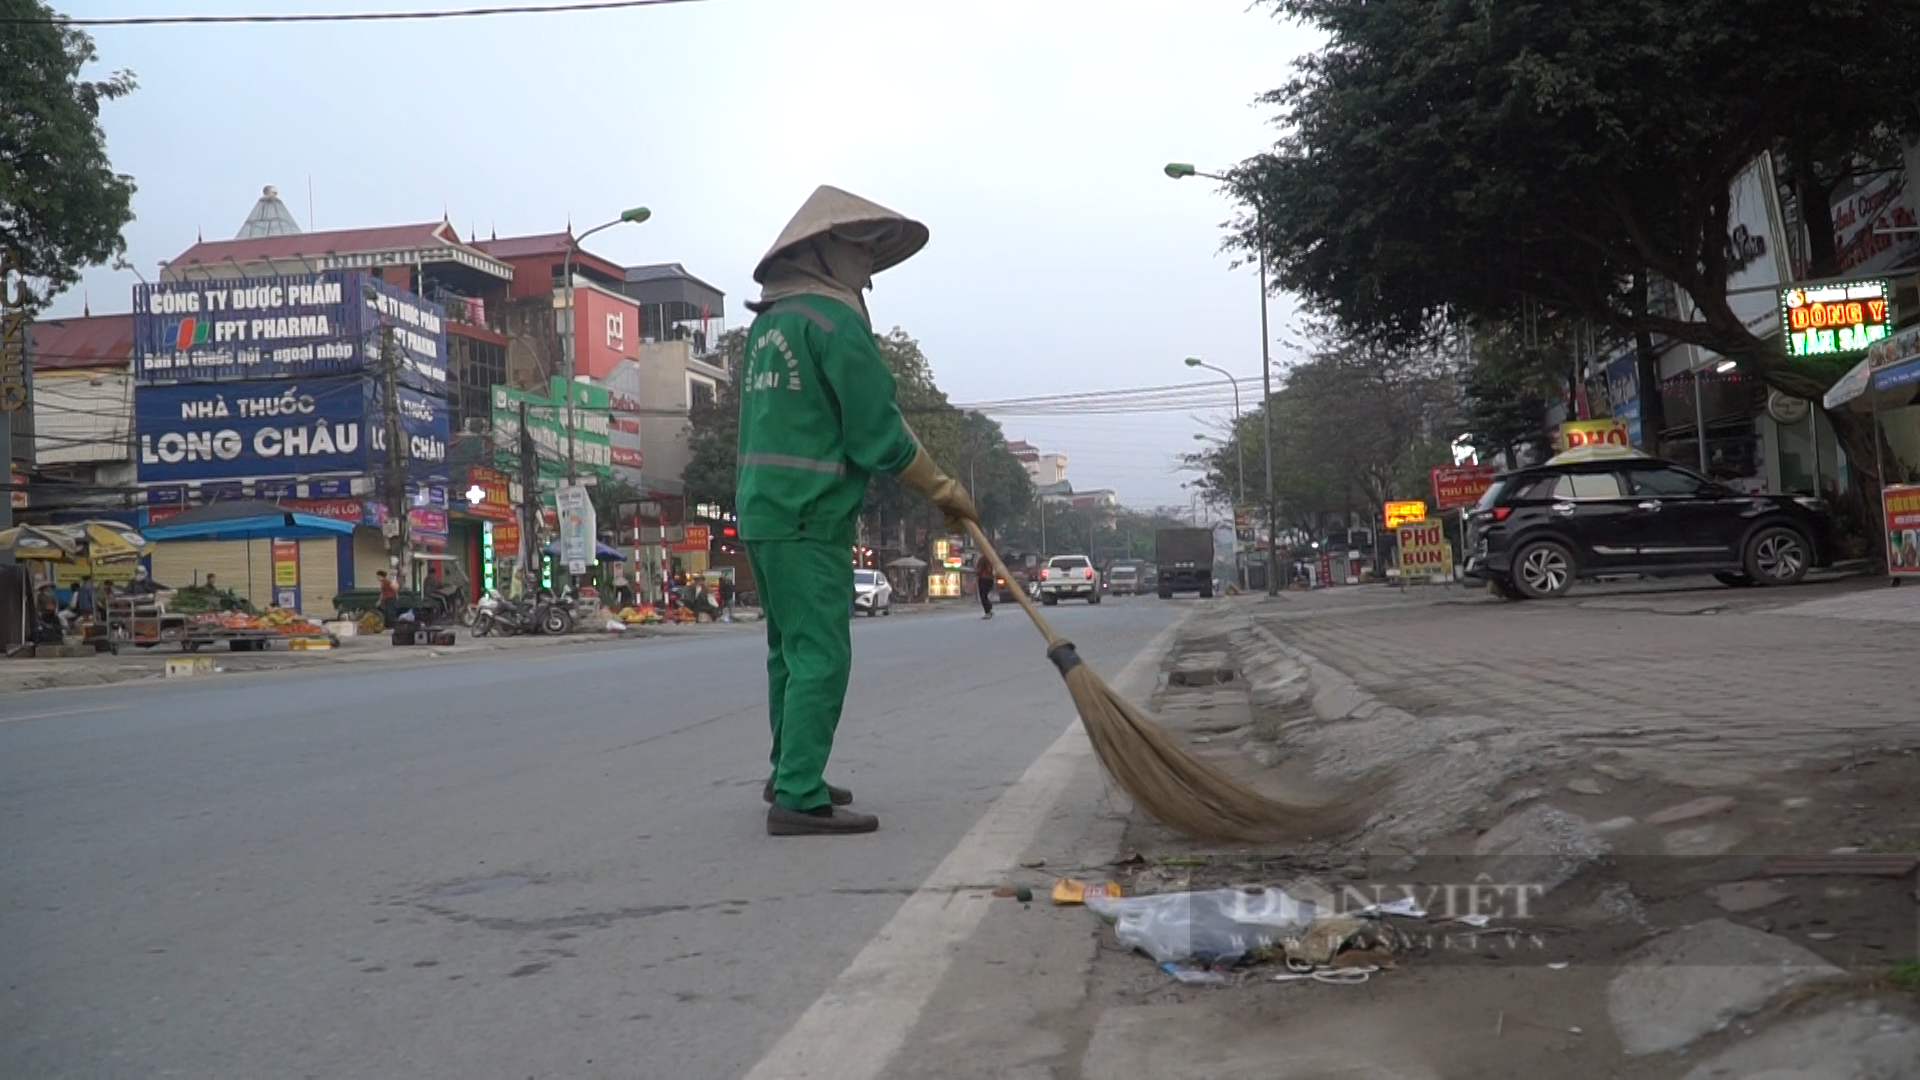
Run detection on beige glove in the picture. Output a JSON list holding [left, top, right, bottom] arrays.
[[898, 444, 980, 530]]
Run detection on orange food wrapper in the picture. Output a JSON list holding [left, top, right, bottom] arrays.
[[1051, 878, 1123, 905]]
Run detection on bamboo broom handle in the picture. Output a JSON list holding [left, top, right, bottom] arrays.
[[961, 518, 1067, 652]]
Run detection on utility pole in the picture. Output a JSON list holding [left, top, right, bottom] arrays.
[[517, 399, 539, 596], [377, 322, 410, 581]]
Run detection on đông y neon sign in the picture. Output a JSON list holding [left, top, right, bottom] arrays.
[[1779, 278, 1891, 360]]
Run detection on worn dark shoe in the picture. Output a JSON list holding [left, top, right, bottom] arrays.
[[767, 803, 879, 836], [763, 780, 853, 806]]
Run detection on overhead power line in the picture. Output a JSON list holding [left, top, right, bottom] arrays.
[[3, 0, 707, 28]]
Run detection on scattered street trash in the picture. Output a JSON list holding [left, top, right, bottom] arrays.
[[1087, 887, 1320, 964], [1115, 853, 1147, 869], [1547, 961, 1569, 970], [1013, 886, 1033, 903], [1051, 878, 1123, 906], [991, 886, 1017, 898], [1020, 858, 1047, 869], [604, 618, 626, 632], [1158, 856, 1208, 868], [1360, 897, 1428, 918], [1456, 913, 1493, 928], [1273, 965, 1375, 985], [1285, 914, 1371, 967], [1161, 961, 1227, 986]]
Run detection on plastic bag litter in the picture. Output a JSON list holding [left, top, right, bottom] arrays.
[[1086, 887, 1321, 964], [605, 619, 627, 632]]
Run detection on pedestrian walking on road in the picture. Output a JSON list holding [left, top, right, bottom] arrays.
[[976, 554, 995, 619], [738, 185, 978, 836], [377, 570, 399, 626]]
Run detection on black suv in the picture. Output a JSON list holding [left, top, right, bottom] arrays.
[[1463, 457, 1836, 599]]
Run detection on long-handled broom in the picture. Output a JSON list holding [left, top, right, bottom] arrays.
[[961, 519, 1353, 843]]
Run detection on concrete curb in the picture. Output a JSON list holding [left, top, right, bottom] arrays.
[[1244, 620, 1414, 725]]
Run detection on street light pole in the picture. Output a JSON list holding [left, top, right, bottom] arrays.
[[1183, 356, 1245, 507], [560, 207, 652, 484], [1167, 163, 1279, 594]]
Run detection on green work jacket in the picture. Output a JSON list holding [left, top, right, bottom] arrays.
[[736, 295, 917, 547]]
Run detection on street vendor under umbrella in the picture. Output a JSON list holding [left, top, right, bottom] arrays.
[[738, 185, 978, 836]]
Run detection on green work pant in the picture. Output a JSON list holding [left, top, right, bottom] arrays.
[[746, 539, 854, 811]]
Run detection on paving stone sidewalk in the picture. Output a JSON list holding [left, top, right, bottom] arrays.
[[1253, 584, 1919, 766]]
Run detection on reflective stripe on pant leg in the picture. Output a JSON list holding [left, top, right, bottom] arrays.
[[746, 543, 788, 779], [757, 538, 853, 811]]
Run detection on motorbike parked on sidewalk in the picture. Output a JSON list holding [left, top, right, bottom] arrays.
[[472, 589, 574, 637]]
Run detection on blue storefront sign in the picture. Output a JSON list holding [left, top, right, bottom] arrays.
[[135, 377, 372, 483], [135, 375, 451, 488], [310, 478, 355, 498], [133, 271, 447, 392], [1605, 354, 1644, 449], [367, 383, 452, 483], [363, 275, 449, 395]]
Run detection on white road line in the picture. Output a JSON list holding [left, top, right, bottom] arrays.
[[741, 615, 1183, 1080]]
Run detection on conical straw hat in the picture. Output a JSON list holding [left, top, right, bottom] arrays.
[[753, 185, 929, 284]]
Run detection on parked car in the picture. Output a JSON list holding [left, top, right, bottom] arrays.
[[1463, 454, 1837, 600], [852, 568, 892, 616], [1038, 555, 1101, 605]]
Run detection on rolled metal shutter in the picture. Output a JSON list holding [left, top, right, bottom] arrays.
[[297, 539, 340, 617], [352, 529, 389, 588], [151, 540, 270, 605]]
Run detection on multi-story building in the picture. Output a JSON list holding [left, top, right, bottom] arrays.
[[164, 187, 514, 436]]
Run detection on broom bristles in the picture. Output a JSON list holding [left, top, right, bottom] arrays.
[[1063, 664, 1357, 843], [956, 516, 1357, 843]]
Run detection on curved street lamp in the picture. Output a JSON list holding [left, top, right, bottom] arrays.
[[1167, 162, 1280, 593], [561, 206, 652, 483]]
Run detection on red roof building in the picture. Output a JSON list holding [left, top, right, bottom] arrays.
[[29, 313, 133, 371]]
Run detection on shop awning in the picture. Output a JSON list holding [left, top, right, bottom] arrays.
[[1823, 356, 1920, 412], [1826, 325, 1920, 412], [143, 499, 359, 541]]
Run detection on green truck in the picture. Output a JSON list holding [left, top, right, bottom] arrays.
[[1154, 528, 1214, 599]]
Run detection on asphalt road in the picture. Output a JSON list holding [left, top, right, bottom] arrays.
[[1, 596, 1186, 1079]]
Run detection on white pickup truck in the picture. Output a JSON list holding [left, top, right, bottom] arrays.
[[1038, 555, 1101, 605]]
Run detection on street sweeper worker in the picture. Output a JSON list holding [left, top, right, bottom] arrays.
[[738, 185, 978, 836]]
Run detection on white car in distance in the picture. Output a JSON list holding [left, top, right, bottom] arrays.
[[853, 568, 892, 617], [1038, 555, 1101, 605]]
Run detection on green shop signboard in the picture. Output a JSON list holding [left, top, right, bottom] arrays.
[[491, 377, 612, 479]]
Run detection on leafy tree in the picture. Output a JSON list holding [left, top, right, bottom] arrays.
[[587, 474, 646, 537], [680, 327, 746, 510], [1238, 0, 1920, 497], [1459, 318, 1575, 466], [1187, 325, 1460, 531], [1, 2, 136, 312], [955, 409, 1034, 539]]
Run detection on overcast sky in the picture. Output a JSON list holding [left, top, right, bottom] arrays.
[[51, 0, 1320, 509]]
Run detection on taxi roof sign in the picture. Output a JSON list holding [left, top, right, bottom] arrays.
[[1545, 445, 1652, 466]]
